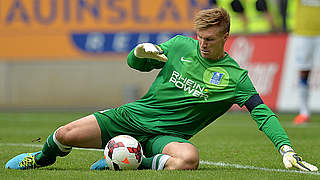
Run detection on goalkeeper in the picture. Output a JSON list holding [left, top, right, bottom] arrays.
[[6, 7, 318, 171]]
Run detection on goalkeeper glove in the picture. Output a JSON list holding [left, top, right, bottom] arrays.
[[134, 43, 168, 62], [280, 145, 318, 171]]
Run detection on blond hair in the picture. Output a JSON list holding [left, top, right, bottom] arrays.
[[194, 7, 230, 34]]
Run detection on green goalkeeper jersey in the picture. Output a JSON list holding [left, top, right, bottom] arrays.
[[112, 35, 290, 149]]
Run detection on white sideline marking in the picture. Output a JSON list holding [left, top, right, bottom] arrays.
[[200, 160, 320, 176], [2, 143, 319, 175], [0, 143, 103, 152]]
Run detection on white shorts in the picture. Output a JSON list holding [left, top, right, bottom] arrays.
[[294, 34, 320, 71]]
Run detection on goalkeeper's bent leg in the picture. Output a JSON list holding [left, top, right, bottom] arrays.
[[140, 142, 199, 170], [161, 142, 199, 170], [6, 115, 102, 169], [35, 128, 72, 166]]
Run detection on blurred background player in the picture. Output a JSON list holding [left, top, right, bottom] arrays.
[[293, 0, 320, 125], [230, 0, 277, 32], [277, 0, 288, 32]]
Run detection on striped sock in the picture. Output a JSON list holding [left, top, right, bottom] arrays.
[[140, 154, 171, 170], [52, 128, 73, 154]]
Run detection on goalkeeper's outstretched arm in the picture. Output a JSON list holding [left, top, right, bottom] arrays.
[[245, 94, 318, 171]]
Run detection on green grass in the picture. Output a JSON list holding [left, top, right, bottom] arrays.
[[0, 112, 319, 179]]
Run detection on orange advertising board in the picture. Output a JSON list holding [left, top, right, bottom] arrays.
[[0, 0, 210, 59]]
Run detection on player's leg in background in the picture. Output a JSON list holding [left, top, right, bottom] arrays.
[[293, 35, 315, 124], [6, 115, 102, 169]]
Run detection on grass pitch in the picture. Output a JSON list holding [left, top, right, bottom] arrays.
[[0, 112, 319, 180]]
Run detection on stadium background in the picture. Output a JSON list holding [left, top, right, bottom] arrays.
[[0, 0, 319, 112]]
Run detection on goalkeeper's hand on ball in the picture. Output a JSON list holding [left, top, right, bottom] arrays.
[[134, 43, 168, 62], [280, 145, 318, 171]]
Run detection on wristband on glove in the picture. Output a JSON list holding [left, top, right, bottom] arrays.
[[280, 145, 318, 171], [279, 144, 294, 156]]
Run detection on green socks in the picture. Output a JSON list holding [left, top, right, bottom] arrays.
[[35, 130, 72, 166]]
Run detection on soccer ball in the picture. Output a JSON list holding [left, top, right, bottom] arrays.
[[104, 135, 143, 170]]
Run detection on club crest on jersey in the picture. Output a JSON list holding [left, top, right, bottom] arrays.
[[210, 72, 224, 85], [203, 67, 229, 89]]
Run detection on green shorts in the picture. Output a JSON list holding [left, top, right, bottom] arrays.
[[93, 110, 192, 157]]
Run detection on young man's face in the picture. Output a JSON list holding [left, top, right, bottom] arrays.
[[196, 26, 229, 60]]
